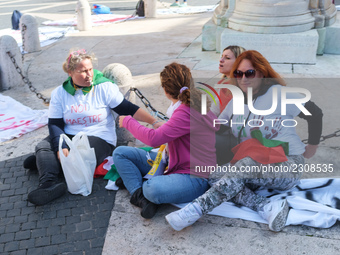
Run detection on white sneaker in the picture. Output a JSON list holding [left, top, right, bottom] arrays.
[[165, 203, 202, 231], [259, 199, 289, 232]]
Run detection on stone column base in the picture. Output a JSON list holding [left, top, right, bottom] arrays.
[[324, 19, 340, 54], [202, 19, 217, 51], [220, 28, 319, 64]]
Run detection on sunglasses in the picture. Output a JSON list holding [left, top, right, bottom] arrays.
[[233, 69, 256, 79]]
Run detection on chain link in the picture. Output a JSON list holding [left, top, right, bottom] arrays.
[[129, 86, 340, 141], [129, 87, 169, 121], [302, 130, 340, 144], [7, 42, 340, 141], [21, 24, 26, 62], [6, 51, 50, 105]]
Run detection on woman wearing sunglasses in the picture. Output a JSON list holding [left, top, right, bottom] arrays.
[[24, 48, 158, 206], [166, 50, 323, 232]]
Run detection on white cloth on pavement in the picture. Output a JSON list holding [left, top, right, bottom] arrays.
[[0, 94, 48, 143], [175, 178, 340, 228]]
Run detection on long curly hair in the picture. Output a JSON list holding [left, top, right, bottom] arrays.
[[160, 62, 210, 112]]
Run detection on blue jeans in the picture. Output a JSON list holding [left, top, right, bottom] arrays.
[[112, 146, 210, 204]]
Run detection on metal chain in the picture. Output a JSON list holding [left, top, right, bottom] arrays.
[[21, 24, 26, 62], [6, 51, 50, 105], [302, 130, 340, 144], [129, 87, 169, 121], [130, 86, 340, 140]]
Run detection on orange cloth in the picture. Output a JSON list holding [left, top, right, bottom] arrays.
[[230, 138, 288, 165]]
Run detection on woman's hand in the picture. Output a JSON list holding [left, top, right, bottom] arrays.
[[303, 144, 318, 159], [152, 121, 165, 129], [119, 115, 127, 128], [57, 148, 69, 161]]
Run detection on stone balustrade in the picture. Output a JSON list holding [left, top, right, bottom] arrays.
[[213, 0, 337, 32], [203, 0, 339, 63]]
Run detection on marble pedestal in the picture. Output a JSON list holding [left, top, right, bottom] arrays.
[[203, 16, 340, 64], [324, 17, 340, 54], [219, 27, 319, 64], [202, 1, 338, 64]]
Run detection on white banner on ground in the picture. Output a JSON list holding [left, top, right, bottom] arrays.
[[175, 178, 340, 228], [0, 94, 48, 143], [42, 14, 134, 27], [157, 5, 218, 15], [0, 26, 76, 52]]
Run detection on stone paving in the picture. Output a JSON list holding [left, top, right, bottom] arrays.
[[0, 154, 116, 255], [1, 0, 340, 254]]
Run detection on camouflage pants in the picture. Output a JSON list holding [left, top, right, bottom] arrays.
[[194, 155, 304, 214]]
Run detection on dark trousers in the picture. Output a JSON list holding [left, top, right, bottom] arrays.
[[215, 131, 235, 166], [35, 135, 115, 184]]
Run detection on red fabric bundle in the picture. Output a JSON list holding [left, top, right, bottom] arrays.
[[94, 159, 109, 178], [230, 138, 288, 164]]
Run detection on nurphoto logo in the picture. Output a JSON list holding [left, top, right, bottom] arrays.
[[199, 83, 311, 116]]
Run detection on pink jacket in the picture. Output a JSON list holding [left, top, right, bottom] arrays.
[[123, 104, 218, 178]]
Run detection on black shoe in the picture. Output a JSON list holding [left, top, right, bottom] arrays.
[[23, 155, 37, 170], [130, 187, 158, 219], [28, 181, 67, 206], [141, 202, 159, 219], [115, 177, 126, 189]]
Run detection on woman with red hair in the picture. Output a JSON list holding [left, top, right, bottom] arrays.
[[166, 50, 323, 232]]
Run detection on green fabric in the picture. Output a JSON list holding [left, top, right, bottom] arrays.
[[103, 146, 155, 182], [103, 164, 120, 182], [139, 146, 154, 152], [251, 129, 289, 155], [62, 69, 114, 96]]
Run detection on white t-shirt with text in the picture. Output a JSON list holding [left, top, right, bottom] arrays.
[[49, 82, 124, 146], [219, 85, 306, 155]]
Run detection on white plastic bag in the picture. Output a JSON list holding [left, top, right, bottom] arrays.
[[59, 132, 97, 196]]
